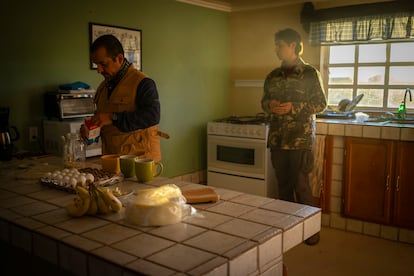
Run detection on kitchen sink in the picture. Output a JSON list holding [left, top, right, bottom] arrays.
[[388, 117, 414, 124], [364, 117, 391, 123]]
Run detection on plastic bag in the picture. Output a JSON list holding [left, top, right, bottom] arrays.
[[125, 184, 196, 226]]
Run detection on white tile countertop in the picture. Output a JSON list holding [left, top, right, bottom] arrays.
[[316, 118, 414, 141], [0, 157, 320, 276]]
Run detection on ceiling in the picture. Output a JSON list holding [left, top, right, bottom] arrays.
[[177, 0, 393, 12], [176, 0, 332, 12]]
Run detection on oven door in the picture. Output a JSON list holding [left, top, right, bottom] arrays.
[[207, 135, 267, 179]]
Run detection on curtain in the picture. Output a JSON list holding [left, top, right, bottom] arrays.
[[309, 12, 414, 45], [310, 135, 325, 198]]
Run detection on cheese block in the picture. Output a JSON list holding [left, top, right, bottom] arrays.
[[182, 187, 220, 203], [125, 200, 182, 226], [125, 184, 184, 226]]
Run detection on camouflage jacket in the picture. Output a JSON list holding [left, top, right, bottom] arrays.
[[261, 58, 327, 150]]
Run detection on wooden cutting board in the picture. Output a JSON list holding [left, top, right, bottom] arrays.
[[182, 187, 220, 203]]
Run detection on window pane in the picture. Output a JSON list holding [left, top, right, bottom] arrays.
[[329, 45, 355, 64], [356, 89, 383, 107], [389, 66, 414, 85], [357, 67, 385, 84], [390, 42, 414, 62], [359, 44, 386, 63], [329, 67, 354, 84], [388, 89, 414, 109], [327, 88, 353, 106]]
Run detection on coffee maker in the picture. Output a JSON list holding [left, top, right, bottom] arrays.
[[0, 107, 20, 161]]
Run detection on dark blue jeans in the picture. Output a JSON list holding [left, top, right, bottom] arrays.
[[270, 149, 315, 206]]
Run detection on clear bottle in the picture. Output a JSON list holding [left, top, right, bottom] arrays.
[[62, 132, 86, 168]]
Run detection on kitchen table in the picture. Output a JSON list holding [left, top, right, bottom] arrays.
[[0, 156, 320, 276]]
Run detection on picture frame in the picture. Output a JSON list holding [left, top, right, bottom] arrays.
[[89, 22, 142, 70]]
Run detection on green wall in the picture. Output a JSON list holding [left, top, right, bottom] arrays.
[[0, 0, 230, 177]]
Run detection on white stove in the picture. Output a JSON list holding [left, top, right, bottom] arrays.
[[207, 116, 276, 197]]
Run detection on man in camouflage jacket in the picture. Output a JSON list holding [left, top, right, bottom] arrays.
[[261, 28, 326, 244]]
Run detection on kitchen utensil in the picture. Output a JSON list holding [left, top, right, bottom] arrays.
[[338, 99, 352, 112], [345, 94, 364, 112]]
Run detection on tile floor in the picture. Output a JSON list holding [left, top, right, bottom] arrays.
[[283, 226, 414, 276]]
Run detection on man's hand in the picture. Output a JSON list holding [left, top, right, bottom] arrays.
[[91, 113, 112, 127], [269, 100, 292, 115]]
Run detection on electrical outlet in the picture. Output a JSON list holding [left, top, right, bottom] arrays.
[[29, 126, 38, 142]]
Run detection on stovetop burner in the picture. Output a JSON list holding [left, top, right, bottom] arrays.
[[214, 113, 269, 125]]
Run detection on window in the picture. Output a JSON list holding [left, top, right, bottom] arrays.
[[321, 42, 414, 111]]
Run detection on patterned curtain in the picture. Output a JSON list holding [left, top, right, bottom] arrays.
[[309, 12, 414, 45]]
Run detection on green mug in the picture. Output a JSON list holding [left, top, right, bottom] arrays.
[[135, 158, 163, 182], [120, 155, 138, 178]]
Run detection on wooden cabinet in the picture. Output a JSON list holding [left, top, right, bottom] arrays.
[[343, 137, 414, 229], [343, 138, 393, 224], [393, 141, 414, 228]]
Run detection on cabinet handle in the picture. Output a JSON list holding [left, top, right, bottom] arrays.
[[396, 176, 400, 192], [386, 175, 390, 190]]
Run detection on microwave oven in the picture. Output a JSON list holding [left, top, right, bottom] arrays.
[[43, 119, 102, 158], [44, 90, 96, 120]]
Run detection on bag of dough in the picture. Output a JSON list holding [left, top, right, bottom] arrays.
[[125, 184, 194, 226]]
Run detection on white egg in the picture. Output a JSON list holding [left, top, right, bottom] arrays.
[[56, 175, 63, 180], [69, 177, 77, 187], [63, 168, 70, 173], [78, 175, 86, 186], [44, 172, 52, 177], [85, 173, 94, 183]]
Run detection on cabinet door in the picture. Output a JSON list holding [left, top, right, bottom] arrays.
[[393, 142, 414, 229], [343, 138, 394, 224]]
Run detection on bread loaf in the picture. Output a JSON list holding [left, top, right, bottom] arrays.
[[182, 187, 220, 203]]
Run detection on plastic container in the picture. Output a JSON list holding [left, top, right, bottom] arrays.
[[62, 132, 86, 168]]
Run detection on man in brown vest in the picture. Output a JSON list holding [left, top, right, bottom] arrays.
[[86, 34, 163, 162]]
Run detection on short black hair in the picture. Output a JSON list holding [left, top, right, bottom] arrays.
[[275, 28, 302, 55], [90, 34, 124, 59]]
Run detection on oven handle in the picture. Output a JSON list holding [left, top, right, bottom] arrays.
[[207, 134, 267, 144]]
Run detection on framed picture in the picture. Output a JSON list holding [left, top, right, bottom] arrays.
[[89, 22, 142, 70]]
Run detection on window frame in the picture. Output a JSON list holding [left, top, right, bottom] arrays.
[[320, 42, 414, 112]]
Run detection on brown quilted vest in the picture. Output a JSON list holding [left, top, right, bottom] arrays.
[[94, 67, 161, 162]]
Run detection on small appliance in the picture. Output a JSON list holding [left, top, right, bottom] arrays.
[[44, 90, 96, 120], [43, 119, 101, 158], [0, 107, 20, 161]]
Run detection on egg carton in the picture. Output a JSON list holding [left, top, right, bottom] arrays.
[[40, 167, 124, 193]]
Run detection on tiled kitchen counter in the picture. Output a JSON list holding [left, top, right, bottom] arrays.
[[0, 157, 320, 276], [316, 118, 414, 141]]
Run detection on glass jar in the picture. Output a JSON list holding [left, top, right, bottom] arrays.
[[62, 132, 86, 168]]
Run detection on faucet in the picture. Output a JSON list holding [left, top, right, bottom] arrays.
[[397, 88, 412, 119]]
